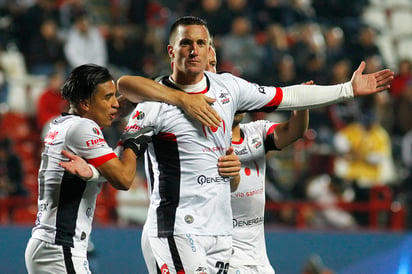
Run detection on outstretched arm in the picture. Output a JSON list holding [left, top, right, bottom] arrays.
[[277, 62, 394, 110], [117, 75, 222, 128]]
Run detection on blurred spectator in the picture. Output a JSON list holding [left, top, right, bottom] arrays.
[[0, 137, 27, 197], [389, 58, 412, 99], [290, 23, 326, 78], [192, 0, 231, 36], [115, 173, 149, 226], [35, 71, 68, 136], [257, 0, 315, 30], [58, 0, 89, 33], [348, 25, 384, 72], [393, 80, 412, 137], [106, 22, 144, 79], [224, 0, 256, 30], [261, 24, 292, 84], [327, 59, 361, 131], [219, 15, 264, 82], [311, 0, 369, 36], [333, 109, 397, 225], [0, 59, 8, 106], [323, 26, 347, 71], [13, 0, 59, 61], [26, 18, 66, 75], [305, 174, 356, 229], [63, 11, 107, 69]]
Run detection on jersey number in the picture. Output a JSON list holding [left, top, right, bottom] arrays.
[[215, 261, 229, 274]]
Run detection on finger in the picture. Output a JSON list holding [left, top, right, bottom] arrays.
[[226, 146, 234, 155], [203, 106, 222, 127], [356, 61, 366, 74], [61, 150, 76, 160], [204, 95, 217, 105]]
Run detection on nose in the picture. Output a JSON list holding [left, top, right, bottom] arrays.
[[112, 96, 119, 108], [190, 44, 198, 57]]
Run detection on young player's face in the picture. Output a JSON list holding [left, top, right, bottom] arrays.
[[169, 24, 210, 83], [84, 80, 119, 128], [206, 47, 217, 73]]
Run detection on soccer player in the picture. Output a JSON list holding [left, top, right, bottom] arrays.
[[115, 16, 393, 274], [24, 64, 152, 274], [207, 44, 309, 273]]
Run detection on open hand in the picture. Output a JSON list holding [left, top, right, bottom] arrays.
[[180, 93, 222, 128], [59, 150, 93, 180], [351, 61, 394, 96]]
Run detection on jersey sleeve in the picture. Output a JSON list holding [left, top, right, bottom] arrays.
[[252, 120, 280, 151], [224, 73, 354, 112], [65, 119, 117, 168], [124, 102, 161, 135]]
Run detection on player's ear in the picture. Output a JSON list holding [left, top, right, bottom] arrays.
[[167, 45, 174, 58], [79, 98, 90, 111]]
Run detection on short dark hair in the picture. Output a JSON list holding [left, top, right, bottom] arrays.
[[61, 64, 113, 105], [169, 16, 209, 44]]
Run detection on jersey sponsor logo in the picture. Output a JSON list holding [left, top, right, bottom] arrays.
[[234, 187, 264, 198], [45, 130, 58, 144], [219, 92, 230, 104], [233, 216, 263, 227], [202, 146, 225, 153], [132, 110, 145, 120], [234, 147, 248, 156], [254, 84, 266, 94], [197, 175, 230, 186], [195, 266, 207, 274], [92, 127, 101, 136], [160, 264, 170, 274], [123, 123, 143, 132], [185, 234, 196, 252], [251, 136, 262, 149], [184, 215, 194, 224], [86, 138, 107, 148]]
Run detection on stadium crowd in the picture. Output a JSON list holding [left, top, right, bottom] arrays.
[[0, 0, 412, 230]]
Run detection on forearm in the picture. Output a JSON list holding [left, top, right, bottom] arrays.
[[117, 75, 185, 107], [277, 82, 353, 110], [230, 175, 240, 192], [98, 149, 137, 190], [288, 110, 309, 139], [274, 110, 309, 149]]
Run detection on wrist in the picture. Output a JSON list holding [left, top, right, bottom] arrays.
[[87, 164, 100, 181]]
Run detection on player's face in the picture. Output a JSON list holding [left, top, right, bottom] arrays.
[[84, 80, 119, 128], [168, 24, 210, 84], [206, 47, 217, 73]]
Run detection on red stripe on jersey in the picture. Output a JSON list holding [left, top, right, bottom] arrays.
[[158, 132, 177, 141], [232, 137, 244, 145], [265, 87, 283, 107], [266, 123, 279, 138], [254, 160, 259, 177], [87, 152, 117, 167]]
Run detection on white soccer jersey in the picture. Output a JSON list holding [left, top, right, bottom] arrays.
[[127, 72, 354, 238], [230, 120, 278, 269], [30, 114, 116, 255], [126, 72, 283, 238]]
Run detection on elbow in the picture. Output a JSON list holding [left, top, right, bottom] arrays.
[[111, 176, 134, 191]]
